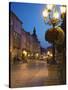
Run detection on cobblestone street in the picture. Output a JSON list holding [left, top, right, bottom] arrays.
[[10, 60, 64, 88]]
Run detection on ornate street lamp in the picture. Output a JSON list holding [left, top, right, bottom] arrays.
[[42, 4, 66, 64], [60, 5, 66, 19]]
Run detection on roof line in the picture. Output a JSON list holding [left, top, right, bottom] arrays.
[[10, 11, 23, 24]]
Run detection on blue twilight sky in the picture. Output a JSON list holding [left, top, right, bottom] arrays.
[[10, 2, 53, 48]]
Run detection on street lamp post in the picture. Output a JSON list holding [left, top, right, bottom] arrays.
[[42, 5, 66, 64]]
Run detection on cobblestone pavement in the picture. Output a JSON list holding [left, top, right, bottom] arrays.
[[10, 60, 64, 88]]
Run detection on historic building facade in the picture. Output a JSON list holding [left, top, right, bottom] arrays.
[[21, 29, 27, 50], [10, 11, 22, 64], [10, 11, 41, 64]]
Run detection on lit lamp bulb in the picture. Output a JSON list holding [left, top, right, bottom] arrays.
[[28, 54, 30, 57], [47, 51, 50, 55], [23, 50, 27, 56], [36, 53, 39, 57], [60, 6, 66, 14], [60, 6, 66, 18], [53, 11, 59, 19], [42, 9, 49, 19], [47, 4, 54, 12]]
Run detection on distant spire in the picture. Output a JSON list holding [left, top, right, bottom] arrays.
[[32, 27, 36, 36], [32, 27, 40, 44]]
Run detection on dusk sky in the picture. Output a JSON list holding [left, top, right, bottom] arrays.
[[10, 2, 53, 48]]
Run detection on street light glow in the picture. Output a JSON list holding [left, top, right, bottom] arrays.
[[23, 50, 27, 56], [47, 4, 54, 11], [36, 53, 39, 56], [28, 54, 30, 57], [47, 51, 50, 55], [50, 54, 53, 57], [53, 11, 59, 19], [42, 9, 49, 18], [47, 51, 53, 57], [60, 6, 66, 14]]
